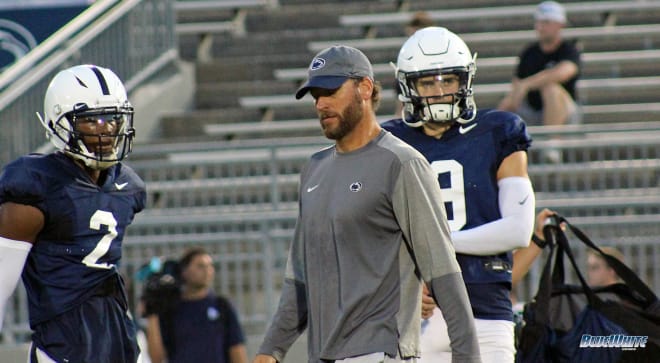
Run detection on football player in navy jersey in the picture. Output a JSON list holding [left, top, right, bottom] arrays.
[[0, 65, 146, 363], [382, 27, 536, 362]]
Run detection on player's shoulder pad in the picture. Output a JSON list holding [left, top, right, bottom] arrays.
[[0, 154, 56, 204], [477, 109, 531, 148], [380, 118, 407, 133], [114, 163, 146, 192]]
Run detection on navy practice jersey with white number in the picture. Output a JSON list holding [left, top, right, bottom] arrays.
[[0, 152, 146, 327], [382, 109, 531, 319], [383, 109, 530, 233], [382, 110, 531, 268]]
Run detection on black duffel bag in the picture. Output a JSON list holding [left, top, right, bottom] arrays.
[[516, 215, 660, 363]]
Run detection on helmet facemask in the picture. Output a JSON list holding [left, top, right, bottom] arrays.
[[56, 104, 135, 170], [400, 68, 475, 126]]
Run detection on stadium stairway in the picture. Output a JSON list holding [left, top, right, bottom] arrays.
[[123, 0, 660, 353]]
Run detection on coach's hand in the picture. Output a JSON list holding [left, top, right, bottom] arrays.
[[421, 283, 436, 319], [253, 354, 277, 363]]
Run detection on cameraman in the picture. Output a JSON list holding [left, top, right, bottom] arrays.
[[143, 247, 248, 363]]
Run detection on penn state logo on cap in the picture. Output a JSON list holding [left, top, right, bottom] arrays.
[[311, 57, 326, 70]]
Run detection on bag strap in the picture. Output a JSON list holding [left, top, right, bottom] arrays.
[[557, 215, 659, 307], [530, 217, 608, 323], [530, 223, 571, 324], [550, 220, 602, 307]]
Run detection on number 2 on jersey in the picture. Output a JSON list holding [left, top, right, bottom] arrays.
[[430, 160, 466, 231], [82, 210, 118, 269]]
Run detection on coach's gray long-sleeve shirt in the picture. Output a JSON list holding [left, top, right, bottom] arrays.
[[258, 130, 480, 363]]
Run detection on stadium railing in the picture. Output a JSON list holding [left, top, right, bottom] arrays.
[[0, 0, 177, 169]]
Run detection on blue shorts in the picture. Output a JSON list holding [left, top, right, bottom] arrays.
[[30, 279, 140, 363]]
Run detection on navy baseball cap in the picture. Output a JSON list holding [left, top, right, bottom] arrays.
[[295, 45, 374, 99]]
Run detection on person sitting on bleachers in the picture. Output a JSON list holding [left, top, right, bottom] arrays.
[[498, 1, 581, 163]]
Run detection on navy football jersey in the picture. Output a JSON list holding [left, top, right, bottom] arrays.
[[382, 109, 531, 319], [0, 152, 146, 327]]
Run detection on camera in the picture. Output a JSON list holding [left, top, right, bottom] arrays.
[[140, 259, 181, 316]]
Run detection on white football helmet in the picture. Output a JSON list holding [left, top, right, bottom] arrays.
[[396, 27, 477, 127], [37, 65, 135, 170]]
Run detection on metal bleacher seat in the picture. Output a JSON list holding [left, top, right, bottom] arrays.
[[199, 112, 660, 142], [339, 1, 660, 29], [275, 49, 660, 84], [235, 19, 660, 119], [130, 207, 298, 235], [175, 0, 279, 61], [175, 0, 278, 36], [238, 75, 660, 114], [308, 23, 660, 58], [129, 129, 660, 229], [144, 173, 300, 209], [536, 191, 660, 218]]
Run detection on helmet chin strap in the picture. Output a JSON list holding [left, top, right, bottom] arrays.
[[420, 93, 477, 125], [420, 94, 461, 124], [403, 93, 476, 127], [423, 102, 460, 123], [68, 138, 119, 170], [67, 151, 118, 170]]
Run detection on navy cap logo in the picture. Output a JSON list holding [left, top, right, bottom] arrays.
[[311, 57, 325, 70]]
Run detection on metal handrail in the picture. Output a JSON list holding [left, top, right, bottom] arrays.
[[0, 0, 118, 98], [0, 0, 177, 168]]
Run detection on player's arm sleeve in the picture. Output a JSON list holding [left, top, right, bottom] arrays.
[[0, 236, 32, 331], [451, 176, 534, 255], [393, 158, 481, 362], [257, 216, 308, 362]]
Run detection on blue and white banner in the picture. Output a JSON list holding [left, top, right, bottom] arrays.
[[0, 0, 92, 70]]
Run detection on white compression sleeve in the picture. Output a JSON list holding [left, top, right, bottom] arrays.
[[451, 176, 535, 255], [0, 236, 32, 331]]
